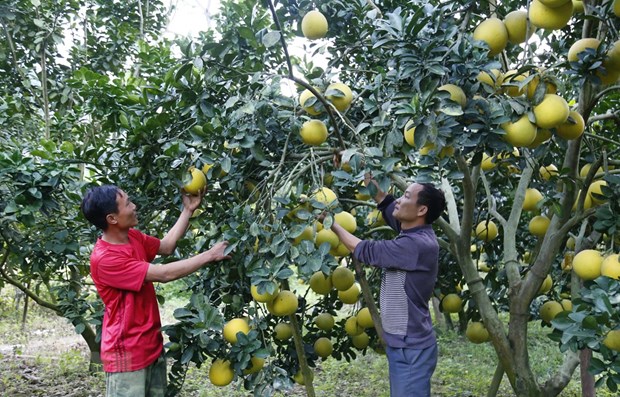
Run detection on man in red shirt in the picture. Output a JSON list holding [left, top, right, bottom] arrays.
[[81, 185, 230, 396]]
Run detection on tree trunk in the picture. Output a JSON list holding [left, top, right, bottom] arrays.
[[79, 322, 102, 372], [21, 291, 29, 330], [580, 349, 595, 397], [353, 257, 385, 347], [431, 297, 445, 329], [487, 363, 503, 397], [282, 279, 315, 396]]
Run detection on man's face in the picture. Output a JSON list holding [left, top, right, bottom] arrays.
[[108, 190, 138, 229], [393, 183, 427, 224]]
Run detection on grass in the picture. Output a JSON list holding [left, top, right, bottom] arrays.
[[0, 286, 618, 396]]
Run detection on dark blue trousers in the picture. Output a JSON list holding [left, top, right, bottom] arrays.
[[386, 343, 438, 397]]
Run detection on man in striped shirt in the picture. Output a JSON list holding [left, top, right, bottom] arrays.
[[329, 178, 446, 397]]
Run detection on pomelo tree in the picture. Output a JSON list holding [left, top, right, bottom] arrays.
[[1, 0, 620, 396]]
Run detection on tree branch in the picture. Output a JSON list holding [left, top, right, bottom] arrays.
[[263, 0, 347, 150], [0, 247, 60, 313]]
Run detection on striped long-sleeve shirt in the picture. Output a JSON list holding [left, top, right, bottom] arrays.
[[353, 195, 439, 349]]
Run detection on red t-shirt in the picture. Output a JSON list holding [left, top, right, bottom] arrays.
[[90, 228, 162, 372]]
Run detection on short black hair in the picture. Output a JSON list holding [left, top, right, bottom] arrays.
[[417, 183, 446, 224], [81, 185, 120, 231]]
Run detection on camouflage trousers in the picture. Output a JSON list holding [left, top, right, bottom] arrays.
[[105, 352, 167, 397]]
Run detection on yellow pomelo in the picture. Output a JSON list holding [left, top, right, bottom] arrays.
[[566, 236, 576, 250], [315, 313, 335, 330], [603, 330, 620, 352], [330, 242, 351, 258], [438, 84, 467, 107], [538, 274, 553, 294], [331, 266, 355, 291], [299, 88, 321, 115], [539, 0, 572, 7], [475, 220, 499, 241], [466, 322, 490, 344], [419, 143, 433, 154], [528, 128, 552, 148], [326, 82, 353, 112], [501, 115, 537, 147], [601, 254, 620, 280], [533, 94, 570, 129], [183, 167, 207, 195], [314, 337, 333, 358], [312, 187, 338, 207], [529, 215, 550, 237], [338, 282, 361, 304], [561, 298, 573, 311], [567, 38, 600, 62], [334, 211, 357, 233], [477, 69, 503, 89], [242, 356, 265, 375], [526, 74, 557, 99], [615, 0, 620, 17], [572, 249, 603, 280], [478, 261, 491, 272], [579, 163, 603, 179], [529, 0, 573, 30], [404, 120, 416, 146], [481, 153, 497, 171], [503, 70, 527, 97], [587, 180, 607, 204], [606, 40, 620, 70], [345, 316, 364, 336], [504, 10, 530, 44], [293, 369, 314, 385], [315, 229, 340, 249], [367, 209, 385, 226], [251, 283, 279, 303], [540, 301, 564, 323], [539, 164, 559, 181], [323, 173, 334, 187], [418, 143, 454, 158], [300, 119, 328, 146], [572, 0, 584, 13], [209, 359, 234, 386], [293, 226, 314, 246], [572, 189, 593, 211], [309, 271, 332, 295], [274, 322, 293, 340], [223, 318, 250, 344], [301, 10, 328, 40], [523, 188, 544, 211], [357, 307, 375, 328], [355, 186, 371, 201], [351, 332, 370, 350], [473, 17, 508, 57], [267, 290, 299, 316], [596, 62, 620, 85], [555, 110, 584, 140], [442, 293, 463, 313]]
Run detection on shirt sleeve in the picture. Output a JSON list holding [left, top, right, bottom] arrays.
[[131, 229, 160, 262], [353, 235, 419, 271], [95, 253, 150, 292], [377, 194, 401, 232]]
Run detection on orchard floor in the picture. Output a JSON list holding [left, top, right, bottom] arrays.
[[0, 301, 615, 397]]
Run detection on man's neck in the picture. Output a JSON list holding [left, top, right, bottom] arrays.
[[102, 227, 130, 244], [400, 219, 427, 230]]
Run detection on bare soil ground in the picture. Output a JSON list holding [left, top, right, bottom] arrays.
[[0, 309, 104, 397]]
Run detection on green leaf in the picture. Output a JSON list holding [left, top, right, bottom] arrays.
[[262, 31, 281, 48]]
